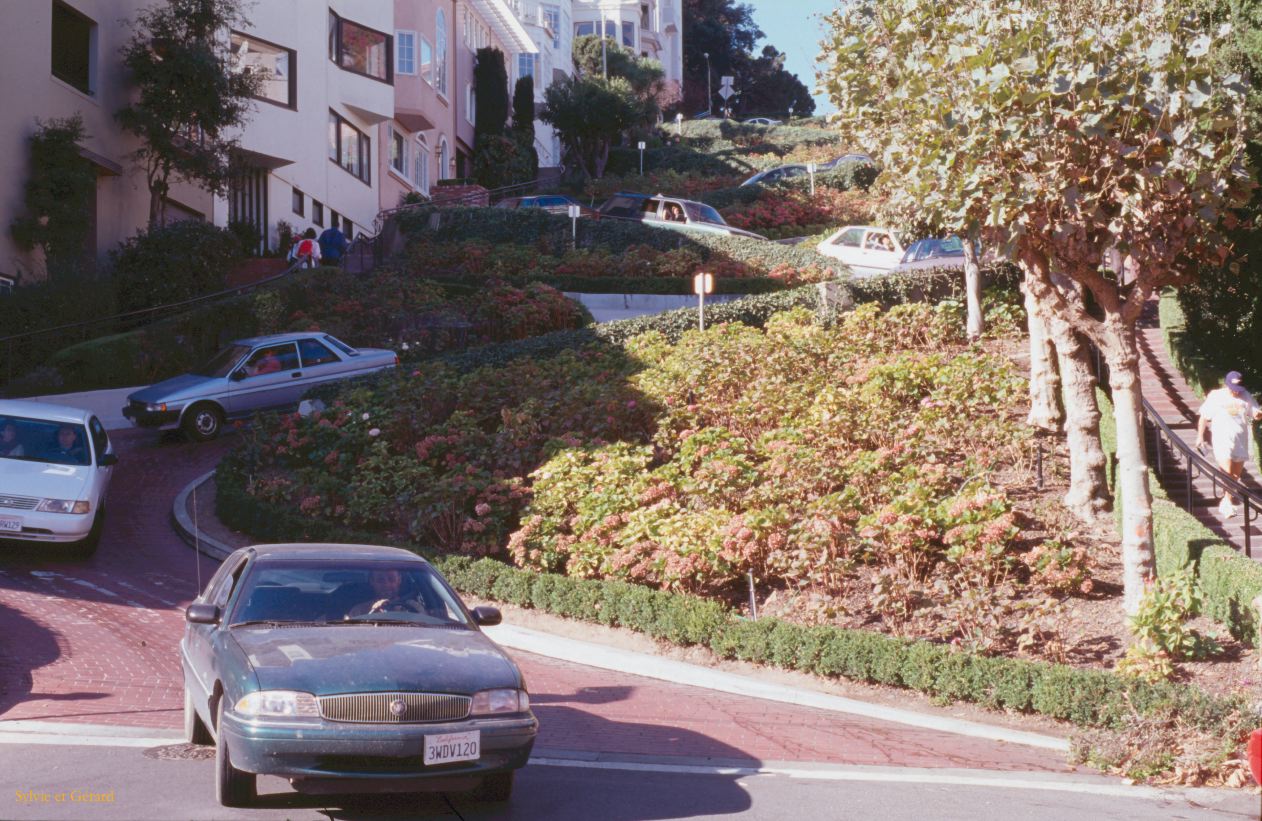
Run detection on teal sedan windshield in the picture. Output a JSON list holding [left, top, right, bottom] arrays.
[[231, 562, 470, 627]]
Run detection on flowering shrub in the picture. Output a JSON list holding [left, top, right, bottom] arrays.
[[722, 189, 883, 239]]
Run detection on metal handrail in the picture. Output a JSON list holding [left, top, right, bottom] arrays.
[[1141, 396, 1260, 557]]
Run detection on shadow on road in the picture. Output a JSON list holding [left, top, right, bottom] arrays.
[[0, 600, 90, 718]]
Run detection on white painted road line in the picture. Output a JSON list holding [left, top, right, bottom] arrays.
[[528, 757, 1229, 804], [0, 721, 181, 748], [485, 624, 1071, 752]]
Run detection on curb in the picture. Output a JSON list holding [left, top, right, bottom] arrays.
[[170, 470, 235, 561], [170, 474, 1070, 754]]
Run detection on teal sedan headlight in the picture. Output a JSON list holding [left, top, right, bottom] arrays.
[[470, 689, 529, 716], [234, 691, 320, 719]]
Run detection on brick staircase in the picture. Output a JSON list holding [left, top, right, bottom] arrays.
[[1137, 298, 1262, 557]]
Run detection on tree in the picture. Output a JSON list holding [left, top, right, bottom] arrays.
[[471, 47, 512, 188], [473, 47, 510, 139], [541, 75, 640, 179], [821, 0, 1253, 615], [682, 0, 762, 113], [739, 46, 816, 118], [9, 115, 97, 281], [116, 0, 261, 227], [572, 35, 676, 128], [511, 76, 539, 181]]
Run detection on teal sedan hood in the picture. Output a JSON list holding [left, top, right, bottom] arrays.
[[230, 625, 521, 695]]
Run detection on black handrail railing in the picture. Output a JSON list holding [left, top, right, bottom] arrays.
[[1092, 345, 1260, 558], [1141, 396, 1259, 557]]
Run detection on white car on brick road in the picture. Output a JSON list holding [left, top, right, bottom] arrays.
[[0, 400, 117, 557]]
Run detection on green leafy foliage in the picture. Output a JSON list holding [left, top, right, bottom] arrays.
[[109, 220, 244, 314], [9, 115, 96, 280], [116, 0, 262, 225]]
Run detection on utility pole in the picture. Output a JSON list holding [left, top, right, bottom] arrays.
[[701, 51, 711, 117], [602, 10, 608, 78]]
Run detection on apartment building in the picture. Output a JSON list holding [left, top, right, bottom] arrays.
[[506, 0, 573, 170], [381, 0, 535, 213], [0, 0, 216, 290], [571, 0, 682, 92]]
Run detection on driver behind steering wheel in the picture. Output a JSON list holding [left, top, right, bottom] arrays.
[[348, 569, 423, 617]]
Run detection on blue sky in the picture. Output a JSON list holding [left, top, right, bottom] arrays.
[[746, 0, 838, 115]]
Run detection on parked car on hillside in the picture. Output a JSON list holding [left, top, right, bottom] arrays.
[[597, 192, 768, 240], [123, 332, 397, 441], [816, 226, 905, 277], [495, 195, 593, 216], [0, 400, 116, 557], [891, 236, 970, 274], [820, 153, 876, 170], [182, 543, 537, 808], [740, 165, 809, 187], [743, 117, 783, 125]]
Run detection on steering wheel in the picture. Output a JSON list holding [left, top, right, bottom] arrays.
[[368, 597, 423, 614]]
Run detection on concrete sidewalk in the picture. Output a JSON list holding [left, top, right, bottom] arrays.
[[22, 386, 140, 432]]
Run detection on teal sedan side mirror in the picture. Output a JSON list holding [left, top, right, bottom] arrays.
[[186, 603, 221, 624]]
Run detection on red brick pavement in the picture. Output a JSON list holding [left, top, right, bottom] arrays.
[[0, 429, 231, 729], [0, 429, 1071, 772]]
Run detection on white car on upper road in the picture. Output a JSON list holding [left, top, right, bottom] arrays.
[[816, 226, 906, 277], [0, 400, 117, 557]]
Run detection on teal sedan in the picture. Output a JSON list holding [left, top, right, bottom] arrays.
[[180, 543, 537, 808]]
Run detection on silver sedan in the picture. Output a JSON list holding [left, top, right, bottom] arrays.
[[123, 332, 397, 441]]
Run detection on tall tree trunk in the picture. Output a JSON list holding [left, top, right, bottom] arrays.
[[1021, 259, 1111, 522], [1102, 326, 1156, 615], [1045, 311, 1111, 520], [1021, 276, 1062, 431], [962, 233, 984, 341]]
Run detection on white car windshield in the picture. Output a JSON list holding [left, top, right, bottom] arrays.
[[0, 416, 90, 466]]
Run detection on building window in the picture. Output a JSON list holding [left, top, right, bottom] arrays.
[[396, 30, 416, 75], [542, 5, 561, 49], [438, 139, 450, 181], [465, 84, 475, 126], [312, 200, 323, 226], [330, 209, 340, 231], [292, 187, 304, 216], [328, 110, 371, 184], [415, 137, 430, 192], [435, 10, 448, 96], [575, 20, 616, 39], [419, 36, 433, 85], [51, 1, 95, 95], [517, 53, 537, 82], [622, 21, 635, 48], [230, 32, 295, 108], [343, 219, 354, 239], [328, 11, 392, 84], [390, 129, 407, 176]]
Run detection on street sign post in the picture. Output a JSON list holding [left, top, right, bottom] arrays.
[[638, 141, 646, 175], [568, 203, 581, 248], [1250, 729, 1262, 818], [694, 272, 714, 331], [719, 76, 735, 119], [807, 161, 817, 197]]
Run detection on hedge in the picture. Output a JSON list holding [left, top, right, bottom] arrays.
[[700, 161, 879, 210], [216, 446, 1252, 737], [420, 273, 790, 296], [394, 206, 850, 277]]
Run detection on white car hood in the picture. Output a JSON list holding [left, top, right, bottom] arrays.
[[0, 460, 90, 501]]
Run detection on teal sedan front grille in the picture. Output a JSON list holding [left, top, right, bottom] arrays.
[[317, 692, 471, 723]]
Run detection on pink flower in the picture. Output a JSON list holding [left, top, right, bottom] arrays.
[[475, 502, 492, 516]]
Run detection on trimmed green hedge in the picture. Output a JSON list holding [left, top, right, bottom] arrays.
[[394, 206, 848, 277], [1158, 289, 1218, 398], [700, 162, 879, 210], [215, 450, 1252, 737], [422, 273, 789, 296]]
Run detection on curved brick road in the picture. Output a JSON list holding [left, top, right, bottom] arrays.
[[0, 430, 1070, 773]]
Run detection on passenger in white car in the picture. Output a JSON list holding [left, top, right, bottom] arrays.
[[0, 421, 24, 457]]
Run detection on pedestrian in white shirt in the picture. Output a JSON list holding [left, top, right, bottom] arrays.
[[1196, 370, 1262, 517]]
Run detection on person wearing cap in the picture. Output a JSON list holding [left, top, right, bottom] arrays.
[[1196, 371, 1262, 517]]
